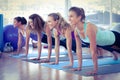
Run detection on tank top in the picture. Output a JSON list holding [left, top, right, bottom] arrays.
[[51, 28, 66, 40], [19, 28, 26, 38], [76, 22, 115, 46]]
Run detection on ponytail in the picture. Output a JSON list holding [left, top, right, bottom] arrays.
[[14, 16, 27, 25], [21, 17, 27, 25], [48, 13, 70, 29], [56, 13, 70, 29]]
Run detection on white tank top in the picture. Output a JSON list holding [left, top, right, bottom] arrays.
[[51, 28, 66, 40]]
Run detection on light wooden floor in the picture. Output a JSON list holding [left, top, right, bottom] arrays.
[[0, 48, 120, 80]]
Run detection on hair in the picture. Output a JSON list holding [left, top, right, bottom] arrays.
[[48, 13, 70, 30], [48, 13, 60, 21], [69, 7, 85, 22], [28, 14, 45, 32], [14, 16, 27, 25]]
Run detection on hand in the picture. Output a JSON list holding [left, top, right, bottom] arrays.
[[12, 51, 19, 55], [63, 64, 73, 68], [86, 70, 97, 76], [40, 59, 50, 63], [49, 62, 58, 65], [70, 67, 81, 71], [31, 58, 40, 60]]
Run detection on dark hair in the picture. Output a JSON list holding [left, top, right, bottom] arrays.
[[28, 14, 45, 32], [69, 7, 85, 22], [14, 16, 27, 25], [48, 13, 60, 21]]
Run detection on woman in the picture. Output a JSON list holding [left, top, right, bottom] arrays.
[[13, 16, 27, 54], [46, 13, 74, 66], [25, 14, 53, 60], [68, 7, 120, 75]]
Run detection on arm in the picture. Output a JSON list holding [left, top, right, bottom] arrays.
[[65, 28, 73, 67], [17, 30, 22, 54], [45, 26, 52, 60], [54, 29, 60, 64], [25, 29, 30, 56], [37, 31, 42, 59], [87, 23, 98, 74], [74, 29, 82, 70]]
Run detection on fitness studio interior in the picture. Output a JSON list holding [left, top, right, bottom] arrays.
[[0, 0, 120, 80]]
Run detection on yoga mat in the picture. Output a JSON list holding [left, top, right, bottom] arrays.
[[22, 53, 110, 63], [22, 55, 78, 63], [65, 64, 120, 76], [41, 57, 120, 76], [10, 46, 68, 58]]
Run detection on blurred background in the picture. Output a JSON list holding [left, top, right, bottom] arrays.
[[0, 0, 120, 29]]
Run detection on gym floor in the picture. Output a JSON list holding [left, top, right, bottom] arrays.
[[0, 47, 120, 80]]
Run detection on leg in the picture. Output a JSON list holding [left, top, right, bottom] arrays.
[[98, 45, 119, 60]]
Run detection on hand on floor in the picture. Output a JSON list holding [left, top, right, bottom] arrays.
[[63, 64, 73, 68], [70, 67, 82, 71], [40, 59, 50, 63], [31, 58, 40, 60], [86, 70, 97, 76], [49, 62, 58, 65]]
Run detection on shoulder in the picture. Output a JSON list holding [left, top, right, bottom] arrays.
[[86, 22, 97, 32], [87, 22, 95, 28]]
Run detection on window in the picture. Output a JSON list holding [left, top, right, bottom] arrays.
[[71, 0, 111, 29], [0, 0, 65, 26]]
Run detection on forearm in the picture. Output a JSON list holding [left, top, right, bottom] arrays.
[[17, 33, 22, 53], [47, 36, 52, 60], [76, 49, 82, 68], [66, 38, 73, 66], [55, 36, 60, 63], [25, 42, 29, 55], [55, 43, 59, 57], [91, 48, 98, 72], [37, 43, 42, 59], [48, 43, 52, 60], [17, 42, 21, 53]]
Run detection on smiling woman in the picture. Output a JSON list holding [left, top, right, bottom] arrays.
[[68, 6, 120, 75]]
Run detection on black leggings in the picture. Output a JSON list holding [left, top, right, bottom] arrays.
[[82, 37, 120, 53], [112, 31, 120, 48], [41, 33, 88, 53], [41, 33, 76, 51]]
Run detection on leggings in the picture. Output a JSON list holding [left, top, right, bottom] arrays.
[[82, 41, 120, 53], [41, 33, 89, 53]]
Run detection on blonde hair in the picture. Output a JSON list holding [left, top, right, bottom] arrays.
[[48, 13, 70, 30]]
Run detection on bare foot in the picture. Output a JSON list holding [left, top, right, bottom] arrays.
[[49, 62, 58, 65], [86, 70, 97, 76], [70, 67, 81, 71], [112, 51, 118, 60]]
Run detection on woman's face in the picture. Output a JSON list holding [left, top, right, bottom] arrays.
[[47, 16, 58, 30], [13, 19, 21, 28], [29, 19, 35, 29], [68, 11, 81, 27]]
